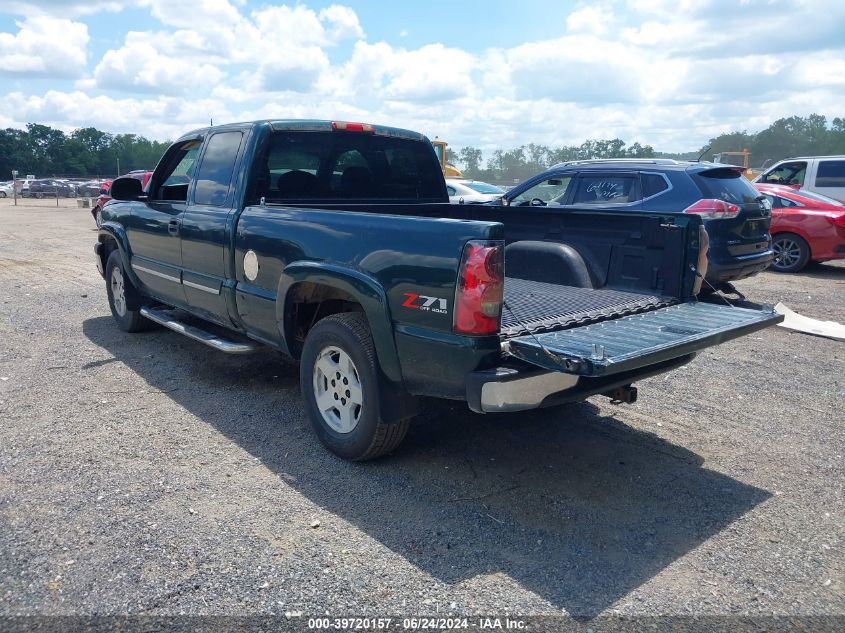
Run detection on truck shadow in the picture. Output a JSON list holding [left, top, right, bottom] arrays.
[[83, 316, 770, 615]]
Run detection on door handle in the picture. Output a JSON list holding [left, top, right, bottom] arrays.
[[168, 219, 180, 236]]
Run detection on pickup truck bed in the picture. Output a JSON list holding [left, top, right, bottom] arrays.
[[501, 277, 675, 337]]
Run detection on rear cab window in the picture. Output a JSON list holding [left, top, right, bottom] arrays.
[[252, 131, 446, 203]]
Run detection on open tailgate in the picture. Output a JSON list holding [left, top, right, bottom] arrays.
[[504, 302, 783, 377]]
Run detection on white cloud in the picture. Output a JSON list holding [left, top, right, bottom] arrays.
[[0, 1, 127, 17], [1, 0, 844, 154], [0, 16, 88, 77], [93, 31, 225, 95], [318, 4, 365, 41]]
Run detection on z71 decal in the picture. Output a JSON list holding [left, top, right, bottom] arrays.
[[402, 293, 448, 314]]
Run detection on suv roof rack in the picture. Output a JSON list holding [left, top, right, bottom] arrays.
[[550, 158, 683, 168]]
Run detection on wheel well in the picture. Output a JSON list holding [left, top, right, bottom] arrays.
[[286, 281, 366, 358], [98, 234, 118, 271]]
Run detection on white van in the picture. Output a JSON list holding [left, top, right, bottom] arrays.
[[753, 156, 845, 202]]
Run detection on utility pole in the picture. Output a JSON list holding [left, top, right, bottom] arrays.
[[11, 170, 17, 206]]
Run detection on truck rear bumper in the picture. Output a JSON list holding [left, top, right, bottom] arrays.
[[465, 354, 695, 414]]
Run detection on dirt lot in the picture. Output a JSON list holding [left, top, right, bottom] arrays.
[[0, 200, 843, 622]]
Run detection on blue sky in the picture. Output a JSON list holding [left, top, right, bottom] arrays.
[[0, 0, 843, 153]]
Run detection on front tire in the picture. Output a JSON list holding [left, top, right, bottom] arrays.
[[105, 250, 150, 332], [771, 233, 810, 273], [300, 313, 409, 461]]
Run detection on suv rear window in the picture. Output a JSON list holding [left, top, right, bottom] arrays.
[[693, 168, 760, 205], [254, 131, 445, 202]]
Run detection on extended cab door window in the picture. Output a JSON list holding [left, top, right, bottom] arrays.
[[509, 176, 572, 206], [193, 132, 244, 206]]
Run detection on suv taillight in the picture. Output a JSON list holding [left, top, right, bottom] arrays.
[[683, 199, 741, 220], [454, 240, 504, 335]]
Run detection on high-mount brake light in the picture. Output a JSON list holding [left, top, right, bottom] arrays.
[[331, 121, 374, 133], [683, 199, 741, 220], [454, 240, 504, 335]]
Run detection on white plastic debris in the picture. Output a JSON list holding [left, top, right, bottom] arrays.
[[774, 303, 845, 341]]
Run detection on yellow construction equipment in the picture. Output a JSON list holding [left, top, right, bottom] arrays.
[[712, 149, 761, 179], [432, 138, 463, 178]]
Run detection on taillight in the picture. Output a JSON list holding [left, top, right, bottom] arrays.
[[683, 199, 741, 220], [454, 240, 504, 335], [826, 213, 845, 229], [331, 121, 374, 133]]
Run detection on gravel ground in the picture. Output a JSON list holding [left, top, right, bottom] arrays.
[[0, 200, 843, 620]]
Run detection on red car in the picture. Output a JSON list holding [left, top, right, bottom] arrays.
[[92, 171, 152, 227], [755, 183, 845, 272]]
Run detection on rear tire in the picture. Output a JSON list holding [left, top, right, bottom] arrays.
[[771, 233, 810, 273], [105, 250, 150, 332], [300, 313, 409, 461]]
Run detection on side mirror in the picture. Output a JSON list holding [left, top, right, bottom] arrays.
[[110, 176, 143, 201]]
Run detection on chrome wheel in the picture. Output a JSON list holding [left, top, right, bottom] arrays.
[[772, 237, 802, 270], [312, 345, 364, 434], [110, 266, 127, 317]]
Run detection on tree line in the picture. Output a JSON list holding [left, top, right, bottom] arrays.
[[0, 124, 170, 179], [449, 139, 656, 184], [450, 114, 845, 183], [2, 113, 843, 183]]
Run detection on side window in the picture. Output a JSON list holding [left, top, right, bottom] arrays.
[[761, 161, 806, 186], [510, 176, 571, 206], [815, 160, 845, 188], [779, 196, 802, 208], [762, 194, 779, 209], [572, 175, 638, 205], [641, 173, 669, 198], [193, 132, 243, 206], [446, 186, 456, 196], [152, 140, 202, 201]]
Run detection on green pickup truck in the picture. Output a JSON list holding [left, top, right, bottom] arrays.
[[95, 120, 782, 460]]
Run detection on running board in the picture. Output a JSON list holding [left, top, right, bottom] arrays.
[[140, 307, 259, 354]]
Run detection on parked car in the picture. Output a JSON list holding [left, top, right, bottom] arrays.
[[487, 159, 774, 290], [754, 183, 845, 272], [0, 182, 11, 198], [445, 178, 505, 203], [76, 180, 107, 197], [95, 119, 781, 461], [92, 171, 151, 227], [754, 156, 845, 202], [27, 179, 77, 198]]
